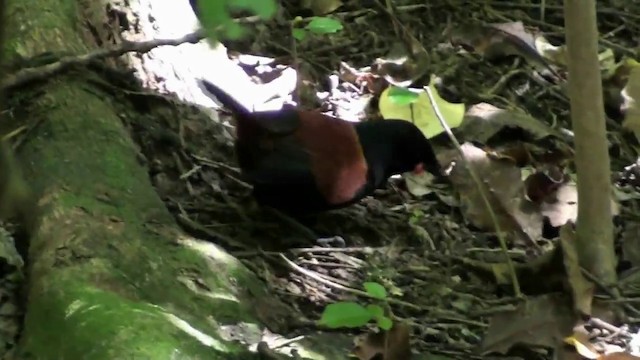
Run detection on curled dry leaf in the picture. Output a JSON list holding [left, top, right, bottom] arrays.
[[524, 166, 569, 203], [449, 144, 618, 247], [448, 142, 543, 247], [564, 331, 600, 359], [447, 21, 559, 78], [485, 142, 534, 168], [458, 102, 561, 144], [371, 22, 430, 88], [351, 321, 412, 360], [338, 61, 386, 95]]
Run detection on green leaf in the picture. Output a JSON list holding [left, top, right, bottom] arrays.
[[230, 0, 277, 18], [377, 316, 393, 330], [387, 86, 420, 105], [197, 0, 229, 32], [196, 0, 277, 42], [378, 76, 465, 139], [318, 302, 373, 328], [292, 28, 307, 41], [366, 304, 384, 318], [306, 16, 343, 34], [224, 21, 246, 40], [364, 282, 387, 299]]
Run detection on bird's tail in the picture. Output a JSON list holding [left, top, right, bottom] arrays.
[[199, 79, 252, 118]]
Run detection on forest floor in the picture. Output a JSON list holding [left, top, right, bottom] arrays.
[[125, 1, 640, 359], [4, 0, 640, 359]]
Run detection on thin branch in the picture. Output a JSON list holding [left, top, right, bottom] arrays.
[[0, 30, 206, 91], [422, 84, 522, 298]]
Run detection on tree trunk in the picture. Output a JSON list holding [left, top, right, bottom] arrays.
[[4, 0, 274, 358], [564, 0, 617, 287]]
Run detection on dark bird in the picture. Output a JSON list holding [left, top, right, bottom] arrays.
[[200, 80, 444, 214]]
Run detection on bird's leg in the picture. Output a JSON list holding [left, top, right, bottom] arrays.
[[265, 207, 318, 242], [264, 207, 346, 247]]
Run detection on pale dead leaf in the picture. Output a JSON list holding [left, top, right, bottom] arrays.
[[559, 225, 594, 316], [600, 353, 640, 360], [540, 183, 619, 227], [458, 102, 559, 143], [403, 171, 435, 197], [622, 66, 640, 142], [480, 293, 577, 355], [564, 333, 599, 359], [372, 55, 429, 88], [449, 143, 543, 246], [352, 332, 382, 360], [535, 36, 568, 66]]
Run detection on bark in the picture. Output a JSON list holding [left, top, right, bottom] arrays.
[[564, 1, 617, 286], [4, 0, 274, 358]]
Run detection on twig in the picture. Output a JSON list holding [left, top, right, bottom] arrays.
[[289, 246, 376, 254], [0, 30, 206, 91], [179, 165, 201, 180], [581, 268, 640, 317], [175, 211, 247, 250], [280, 253, 423, 311], [271, 335, 306, 350], [422, 84, 522, 298]]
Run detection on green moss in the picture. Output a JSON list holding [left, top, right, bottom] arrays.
[[9, 79, 271, 358], [3, 0, 278, 356], [21, 271, 256, 359]]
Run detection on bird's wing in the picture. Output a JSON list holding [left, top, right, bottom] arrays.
[[238, 136, 317, 187]]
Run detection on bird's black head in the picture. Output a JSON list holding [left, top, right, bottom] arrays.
[[356, 119, 443, 181]]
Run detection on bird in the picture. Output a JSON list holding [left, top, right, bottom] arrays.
[[200, 79, 444, 214]]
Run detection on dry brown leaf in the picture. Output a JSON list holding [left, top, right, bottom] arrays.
[[524, 167, 569, 203], [621, 223, 640, 267], [449, 143, 543, 246], [480, 293, 577, 355], [448, 21, 559, 77], [485, 142, 533, 167], [559, 225, 594, 316], [352, 321, 412, 360]]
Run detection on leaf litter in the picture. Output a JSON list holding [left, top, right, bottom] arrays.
[[107, 0, 640, 359]]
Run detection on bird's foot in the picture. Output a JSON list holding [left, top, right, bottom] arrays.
[[316, 236, 346, 248]]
